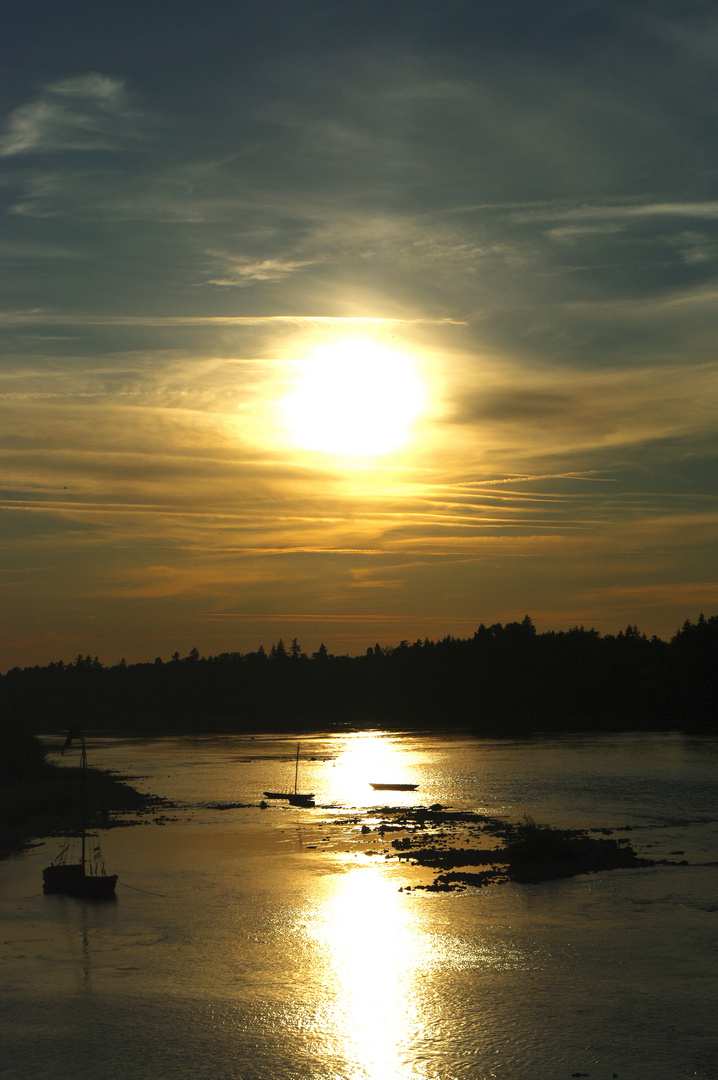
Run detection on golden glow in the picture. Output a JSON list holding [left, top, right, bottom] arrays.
[[315, 864, 427, 1078], [332, 733, 418, 805], [281, 340, 425, 456]]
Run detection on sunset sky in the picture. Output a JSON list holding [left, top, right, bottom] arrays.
[[2, 1, 718, 668]]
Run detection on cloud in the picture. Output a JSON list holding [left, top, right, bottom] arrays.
[[0, 239, 83, 261], [546, 224, 625, 244], [454, 389, 573, 423], [577, 581, 718, 606], [441, 356, 718, 462], [668, 231, 718, 265], [205, 251, 318, 286], [0, 74, 139, 157], [446, 472, 607, 487], [511, 201, 718, 224], [1, 15, 718, 663], [0, 310, 463, 328]]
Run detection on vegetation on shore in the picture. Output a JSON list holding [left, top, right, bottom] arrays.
[[1, 613, 716, 735]]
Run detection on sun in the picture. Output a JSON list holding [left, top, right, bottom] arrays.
[[281, 339, 425, 456]]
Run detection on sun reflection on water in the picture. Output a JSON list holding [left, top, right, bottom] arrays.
[[330, 733, 420, 805], [312, 863, 429, 1079]]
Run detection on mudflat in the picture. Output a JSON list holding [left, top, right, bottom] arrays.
[[0, 766, 166, 857]]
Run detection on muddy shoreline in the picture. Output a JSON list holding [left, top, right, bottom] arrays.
[[347, 805, 691, 891], [0, 765, 168, 858]]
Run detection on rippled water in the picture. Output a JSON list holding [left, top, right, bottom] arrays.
[[2, 731, 717, 1080]]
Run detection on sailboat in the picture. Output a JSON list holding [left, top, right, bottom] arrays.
[[42, 729, 118, 899], [263, 742, 316, 807]]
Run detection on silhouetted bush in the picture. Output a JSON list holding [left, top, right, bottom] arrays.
[[0, 717, 50, 782]]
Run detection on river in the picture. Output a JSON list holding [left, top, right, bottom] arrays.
[[1, 730, 717, 1080]]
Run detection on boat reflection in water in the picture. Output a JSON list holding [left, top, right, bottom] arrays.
[[309, 862, 430, 1079]]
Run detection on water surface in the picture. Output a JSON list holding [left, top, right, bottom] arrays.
[[2, 731, 717, 1079]]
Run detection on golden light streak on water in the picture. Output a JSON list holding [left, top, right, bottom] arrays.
[[312, 862, 429, 1079]]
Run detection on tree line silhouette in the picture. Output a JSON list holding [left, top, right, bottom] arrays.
[[2, 614, 716, 740]]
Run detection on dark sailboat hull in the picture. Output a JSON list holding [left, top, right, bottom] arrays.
[[287, 793, 315, 807], [262, 743, 315, 806], [43, 862, 117, 899], [263, 791, 316, 806]]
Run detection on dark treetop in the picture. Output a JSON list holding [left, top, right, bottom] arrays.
[[2, 614, 717, 737]]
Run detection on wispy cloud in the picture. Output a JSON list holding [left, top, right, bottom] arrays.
[[442, 358, 718, 460], [0, 238, 84, 260], [578, 581, 718, 605], [0, 74, 141, 157], [447, 473, 609, 486], [512, 201, 718, 224], [205, 251, 318, 286], [0, 310, 465, 328]]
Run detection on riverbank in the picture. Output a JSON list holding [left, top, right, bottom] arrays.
[[0, 764, 167, 858]]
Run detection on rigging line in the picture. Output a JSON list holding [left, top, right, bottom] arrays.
[[117, 881, 168, 897]]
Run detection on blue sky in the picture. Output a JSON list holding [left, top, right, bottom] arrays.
[[2, 1, 718, 666]]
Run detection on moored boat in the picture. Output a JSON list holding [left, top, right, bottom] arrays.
[[43, 860, 117, 898], [42, 729, 118, 899], [369, 782, 418, 791], [263, 743, 315, 806]]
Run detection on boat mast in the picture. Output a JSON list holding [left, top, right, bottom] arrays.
[[80, 732, 87, 872], [294, 742, 299, 794]]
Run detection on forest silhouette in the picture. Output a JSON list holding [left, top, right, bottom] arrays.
[[2, 614, 716, 738]]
